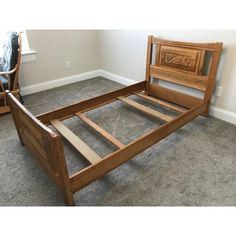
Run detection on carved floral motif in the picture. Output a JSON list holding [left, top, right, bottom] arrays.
[[163, 52, 194, 67]]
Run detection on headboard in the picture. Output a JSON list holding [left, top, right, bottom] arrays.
[[145, 36, 223, 113]]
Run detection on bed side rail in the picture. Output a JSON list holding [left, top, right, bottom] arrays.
[[6, 91, 73, 204], [36, 81, 147, 125]]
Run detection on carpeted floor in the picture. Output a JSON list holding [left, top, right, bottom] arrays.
[[0, 77, 236, 206]]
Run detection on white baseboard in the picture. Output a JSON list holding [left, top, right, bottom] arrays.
[[20, 69, 236, 125], [21, 69, 135, 96], [209, 106, 236, 125], [99, 70, 137, 86], [21, 70, 101, 95]]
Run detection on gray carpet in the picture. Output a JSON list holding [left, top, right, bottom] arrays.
[[1, 77, 236, 206]]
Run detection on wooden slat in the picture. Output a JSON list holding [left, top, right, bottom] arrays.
[[118, 96, 173, 122], [76, 113, 125, 149], [150, 65, 208, 91], [70, 101, 208, 193], [50, 119, 102, 165], [134, 92, 188, 113], [148, 84, 203, 109]]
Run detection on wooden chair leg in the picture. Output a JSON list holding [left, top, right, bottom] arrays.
[[14, 92, 19, 100], [0, 82, 7, 107], [1, 98, 6, 107]]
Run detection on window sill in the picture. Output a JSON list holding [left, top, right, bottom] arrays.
[[21, 50, 37, 64]]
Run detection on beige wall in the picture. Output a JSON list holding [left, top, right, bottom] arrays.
[[98, 30, 236, 114], [20, 30, 100, 87]]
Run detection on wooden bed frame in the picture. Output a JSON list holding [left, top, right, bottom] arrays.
[[6, 36, 223, 206]]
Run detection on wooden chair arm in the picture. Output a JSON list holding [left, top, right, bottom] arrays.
[[0, 66, 17, 75]]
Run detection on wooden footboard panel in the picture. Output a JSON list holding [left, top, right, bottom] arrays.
[[6, 92, 74, 205]]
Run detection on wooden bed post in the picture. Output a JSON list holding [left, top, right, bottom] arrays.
[[53, 139, 75, 206], [145, 35, 153, 94], [202, 43, 223, 116], [6, 90, 24, 145]]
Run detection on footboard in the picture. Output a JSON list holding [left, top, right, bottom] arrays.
[[6, 91, 74, 205]]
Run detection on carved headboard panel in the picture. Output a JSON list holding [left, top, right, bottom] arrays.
[[158, 45, 204, 74], [146, 36, 223, 101]]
